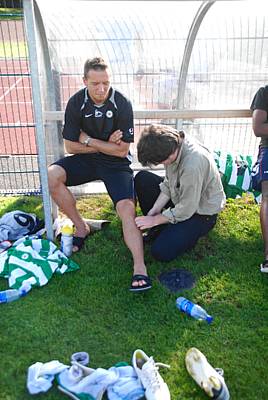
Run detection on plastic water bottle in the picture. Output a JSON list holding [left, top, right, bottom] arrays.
[[176, 297, 213, 323], [0, 282, 32, 304], [60, 224, 73, 257]]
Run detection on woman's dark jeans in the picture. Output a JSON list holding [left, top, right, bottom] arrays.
[[134, 170, 217, 262]]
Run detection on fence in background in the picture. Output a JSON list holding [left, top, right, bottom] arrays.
[[1, 0, 267, 236], [0, 0, 41, 194]]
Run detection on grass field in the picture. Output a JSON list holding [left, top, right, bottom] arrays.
[[0, 8, 22, 19], [0, 194, 267, 399]]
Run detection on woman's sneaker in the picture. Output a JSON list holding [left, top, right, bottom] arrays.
[[185, 348, 230, 400], [132, 349, 170, 400]]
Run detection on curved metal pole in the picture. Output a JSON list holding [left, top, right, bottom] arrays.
[[23, 0, 54, 240], [33, 0, 64, 223], [176, 0, 215, 130], [33, 0, 64, 160]]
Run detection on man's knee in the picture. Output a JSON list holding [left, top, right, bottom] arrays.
[[134, 170, 151, 191], [48, 165, 66, 192], [116, 198, 135, 219]]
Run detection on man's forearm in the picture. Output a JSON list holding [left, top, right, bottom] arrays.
[[64, 137, 128, 157], [78, 131, 129, 158], [64, 139, 98, 154], [90, 137, 129, 158]]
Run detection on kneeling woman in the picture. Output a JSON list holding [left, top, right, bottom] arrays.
[[134, 124, 226, 262]]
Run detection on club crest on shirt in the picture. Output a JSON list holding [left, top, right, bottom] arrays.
[[95, 110, 103, 118], [106, 110, 113, 118]]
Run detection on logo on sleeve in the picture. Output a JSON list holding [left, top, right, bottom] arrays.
[[106, 110, 113, 118], [128, 128, 134, 135]]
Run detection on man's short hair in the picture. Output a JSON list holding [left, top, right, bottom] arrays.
[[83, 57, 108, 78], [137, 124, 185, 166]]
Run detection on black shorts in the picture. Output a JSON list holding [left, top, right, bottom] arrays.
[[53, 154, 135, 205], [251, 147, 268, 192]]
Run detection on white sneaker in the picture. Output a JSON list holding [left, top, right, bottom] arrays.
[[132, 349, 170, 400], [185, 348, 230, 400], [260, 260, 268, 273]]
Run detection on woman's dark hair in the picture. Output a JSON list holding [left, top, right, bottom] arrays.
[[137, 124, 185, 166]]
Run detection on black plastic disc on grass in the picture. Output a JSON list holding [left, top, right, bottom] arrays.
[[158, 268, 196, 292]]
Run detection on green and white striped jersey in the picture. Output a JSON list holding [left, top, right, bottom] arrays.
[[0, 238, 79, 290], [214, 151, 261, 203]]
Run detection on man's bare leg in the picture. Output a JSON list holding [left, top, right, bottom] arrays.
[[260, 181, 268, 261], [116, 199, 148, 287], [48, 165, 90, 251]]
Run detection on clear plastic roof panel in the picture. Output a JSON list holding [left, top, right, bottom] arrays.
[[36, 0, 200, 109], [36, 0, 268, 112], [35, 0, 267, 157], [185, 1, 268, 109]]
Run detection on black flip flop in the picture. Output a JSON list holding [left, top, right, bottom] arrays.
[[129, 274, 152, 292], [72, 236, 87, 252]]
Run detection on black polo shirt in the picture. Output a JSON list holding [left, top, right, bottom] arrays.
[[62, 87, 134, 162]]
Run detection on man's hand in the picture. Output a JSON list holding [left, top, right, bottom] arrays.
[[79, 131, 90, 144], [135, 214, 168, 230], [109, 130, 123, 144]]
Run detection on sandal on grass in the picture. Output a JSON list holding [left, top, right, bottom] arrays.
[[72, 236, 88, 252], [129, 274, 152, 292], [260, 259, 268, 273]]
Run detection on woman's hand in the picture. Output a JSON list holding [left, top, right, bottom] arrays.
[[135, 215, 157, 230], [135, 213, 169, 230]]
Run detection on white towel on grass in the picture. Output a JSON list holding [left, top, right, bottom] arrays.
[[107, 366, 145, 400], [27, 360, 68, 394]]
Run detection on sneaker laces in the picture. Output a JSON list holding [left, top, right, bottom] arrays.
[[142, 357, 170, 392]]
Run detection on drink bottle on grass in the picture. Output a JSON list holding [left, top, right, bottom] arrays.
[[60, 224, 73, 257], [176, 297, 213, 323], [0, 282, 32, 304]]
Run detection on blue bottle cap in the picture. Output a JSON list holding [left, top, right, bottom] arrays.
[[0, 292, 7, 303], [206, 315, 213, 324]]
